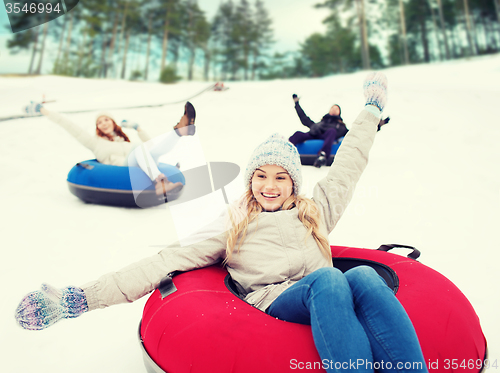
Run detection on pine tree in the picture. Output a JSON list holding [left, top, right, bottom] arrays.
[[316, 0, 371, 70], [251, 0, 273, 80]]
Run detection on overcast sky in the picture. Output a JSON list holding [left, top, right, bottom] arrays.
[[197, 0, 330, 52], [0, 0, 330, 74]]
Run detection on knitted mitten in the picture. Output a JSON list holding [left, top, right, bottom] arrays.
[[15, 284, 88, 330], [363, 72, 388, 112], [23, 101, 43, 116], [121, 120, 139, 130]]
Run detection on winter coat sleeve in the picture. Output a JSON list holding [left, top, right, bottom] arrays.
[[137, 128, 152, 142], [312, 109, 379, 233], [82, 213, 229, 311], [46, 111, 100, 152], [294, 102, 315, 128]]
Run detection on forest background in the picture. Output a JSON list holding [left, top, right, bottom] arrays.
[[1, 0, 500, 82]]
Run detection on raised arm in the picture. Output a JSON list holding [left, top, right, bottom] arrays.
[[293, 94, 316, 128], [312, 72, 388, 233], [121, 119, 152, 142], [313, 108, 379, 232], [15, 214, 229, 330], [40, 107, 100, 151], [83, 234, 226, 311]]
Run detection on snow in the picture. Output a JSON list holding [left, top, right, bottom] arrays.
[[1, 55, 499, 372]]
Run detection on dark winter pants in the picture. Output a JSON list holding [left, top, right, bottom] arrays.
[[289, 128, 338, 158]]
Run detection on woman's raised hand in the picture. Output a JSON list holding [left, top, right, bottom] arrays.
[[363, 72, 388, 112], [15, 284, 88, 330], [23, 101, 43, 116], [120, 120, 140, 130]]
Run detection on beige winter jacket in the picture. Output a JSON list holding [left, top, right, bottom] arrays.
[[47, 111, 151, 166], [82, 109, 379, 312]]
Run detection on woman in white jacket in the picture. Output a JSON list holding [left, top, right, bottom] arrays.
[[15, 74, 428, 373], [23, 101, 196, 196]]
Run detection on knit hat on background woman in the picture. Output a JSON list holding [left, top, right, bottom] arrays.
[[244, 133, 303, 195], [95, 111, 116, 124]]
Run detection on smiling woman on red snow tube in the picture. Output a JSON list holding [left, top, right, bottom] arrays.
[[138, 244, 487, 373]]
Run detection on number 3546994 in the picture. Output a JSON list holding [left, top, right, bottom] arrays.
[[5, 2, 62, 14], [443, 359, 498, 370]]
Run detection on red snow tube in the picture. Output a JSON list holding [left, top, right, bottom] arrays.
[[139, 245, 487, 373]]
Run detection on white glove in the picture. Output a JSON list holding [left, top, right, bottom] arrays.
[[121, 120, 140, 130], [23, 101, 43, 116], [363, 72, 388, 112]]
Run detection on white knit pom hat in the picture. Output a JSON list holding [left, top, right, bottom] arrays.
[[244, 133, 302, 195], [95, 111, 116, 123]]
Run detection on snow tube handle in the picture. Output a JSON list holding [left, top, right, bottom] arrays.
[[158, 272, 179, 299], [76, 162, 95, 170], [377, 244, 421, 260]]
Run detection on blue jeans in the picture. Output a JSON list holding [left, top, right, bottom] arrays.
[[267, 267, 427, 373]]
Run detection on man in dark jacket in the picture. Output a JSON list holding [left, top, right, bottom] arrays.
[[289, 95, 348, 168], [289, 94, 389, 167]]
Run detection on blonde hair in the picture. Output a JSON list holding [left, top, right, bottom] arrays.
[[224, 189, 331, 264]]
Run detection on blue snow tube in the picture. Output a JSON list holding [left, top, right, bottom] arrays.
[[295, 137, 344, 166], [67, 159, 185, 208]]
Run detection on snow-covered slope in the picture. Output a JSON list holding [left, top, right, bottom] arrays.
[[1, 54, 499, 372]]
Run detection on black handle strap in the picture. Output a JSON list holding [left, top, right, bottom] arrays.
[[158, 272, 179, 299], [76, 162, 94, 170], [377, 244, 421, 260]]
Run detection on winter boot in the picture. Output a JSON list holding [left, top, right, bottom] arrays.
[[313, 151, 327, 168]]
